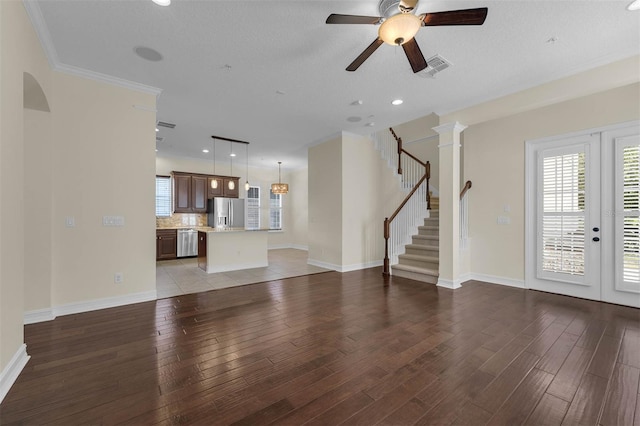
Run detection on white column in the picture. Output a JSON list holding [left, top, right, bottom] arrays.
[[433, 122, 467, 289]]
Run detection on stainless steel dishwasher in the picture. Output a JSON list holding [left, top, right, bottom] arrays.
[[177, 228, 198, 257]]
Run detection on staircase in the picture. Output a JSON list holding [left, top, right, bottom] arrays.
[[391, 196, 439, 284]]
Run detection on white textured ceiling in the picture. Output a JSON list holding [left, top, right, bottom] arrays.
[[32, 0, 640, 169]]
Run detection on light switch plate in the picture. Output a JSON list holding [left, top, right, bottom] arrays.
[[497, 216, 511, 225], [103, 216, 125, 227]]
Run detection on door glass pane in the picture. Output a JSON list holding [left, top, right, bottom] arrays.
[[541, 153, 586, 276]]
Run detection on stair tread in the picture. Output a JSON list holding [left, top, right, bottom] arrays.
[[405, 244, 438, 251], [413, 235, 439, 240], [392, 264, 439, 275], [398, 253, 439, 262], [418, 225, 439, 230]]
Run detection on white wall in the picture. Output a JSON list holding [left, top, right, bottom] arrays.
[[156, 154, 306, 249]]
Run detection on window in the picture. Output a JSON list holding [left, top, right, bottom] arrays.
[[155, 175, 171, 217], [270, 190, 282, 230], [247, 186, 260, 230]]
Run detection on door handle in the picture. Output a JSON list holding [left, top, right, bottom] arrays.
[[593, 237, 600, 242], [593, 227, 599, 232]]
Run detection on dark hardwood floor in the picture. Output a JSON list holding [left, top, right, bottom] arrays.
[[2, 267, 639, 425]]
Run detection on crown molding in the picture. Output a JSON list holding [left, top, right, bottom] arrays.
[[22, 0, 163, 98]]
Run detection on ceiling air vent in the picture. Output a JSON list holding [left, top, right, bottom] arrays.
[[420, 54, 452, 78], [156, 136, 164, 143], [157, 121, 176, 129]]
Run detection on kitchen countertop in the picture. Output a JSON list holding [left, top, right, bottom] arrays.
[[156, 226, 270, 232]]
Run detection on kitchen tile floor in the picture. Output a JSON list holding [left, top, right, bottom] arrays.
[[156, 248, 330, 299]]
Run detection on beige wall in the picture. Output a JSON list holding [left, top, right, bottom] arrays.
[[1, 0, 157, 388], [389, 113, 441, 192], [462, 82, 640, 282], [1, 0, 52, 378], [156, 154, 305, 248], [309, 132, 408, 270], [24, 108, 53, 311], [51, 72, 157, 306], [308, 136, 342, 265]]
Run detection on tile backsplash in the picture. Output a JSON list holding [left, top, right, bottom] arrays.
[[156, 213, 207, 228]]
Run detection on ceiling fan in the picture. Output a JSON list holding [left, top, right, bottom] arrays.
[[326, 0, 488, 73]]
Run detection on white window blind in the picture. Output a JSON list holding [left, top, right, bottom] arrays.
[[155, 175, 171, 217], [247, 186, 260, 230], [270, 190, 282, 230], [541, 152, 586, 276], [622, 145, 639, 284]]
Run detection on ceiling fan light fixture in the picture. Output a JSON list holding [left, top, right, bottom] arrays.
[[152, 0, 171, 6], [378, 13, 422, 46]]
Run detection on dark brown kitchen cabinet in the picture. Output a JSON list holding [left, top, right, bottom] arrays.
[[223, 178, 240, 198], [173, 173, 192, 212], [173, 172, 209, 213], [156, 229, 177, 260], [198, 231, 207, 271], [207, 177, 224, 198], [191, 175, 208, 212], [174, 172, 239, 213]]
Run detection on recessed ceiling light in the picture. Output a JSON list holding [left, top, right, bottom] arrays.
[[350, 100, 363, 106], [155, 128, 159, 132], [155, 149, 158, 152], [628, 0, 640, 10], [347, 116, 362, 123], [365, 122, 375, 127], [134, 46, 163, 62], [152, 0, 171, 6], [202, 149, 209, 153], [230, 153, 236, 157], [391, 99, 403, 106]]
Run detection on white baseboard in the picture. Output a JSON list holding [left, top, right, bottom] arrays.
[[0, 344, 30, 404], [207, 261, 268, 273], [436, 278, 462, 289], [307, 259, 383, 273], [24, 291, 158, 324], [462, 273, 525, 289], [24, 308, 55, 325]]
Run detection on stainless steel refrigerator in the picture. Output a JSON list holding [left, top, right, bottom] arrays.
[[207, 197, 245, 229]]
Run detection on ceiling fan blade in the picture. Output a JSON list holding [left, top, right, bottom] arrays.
[[422, 7, 488, 26], [326, 14, 382, 25], [346, 38, 384, 72], [402, 38, 428, 73]]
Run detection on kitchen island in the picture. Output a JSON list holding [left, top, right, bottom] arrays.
[[197, 228, 269, 273]]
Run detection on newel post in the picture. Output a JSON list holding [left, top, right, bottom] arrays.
[[383, 217, 390, 276], [426, 161, 431, 210]]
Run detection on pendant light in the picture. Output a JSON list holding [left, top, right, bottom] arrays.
[[271, 161, 289, 194], [228, 142, 235, 191], [211, 139, 218, 189], [245, 143, 250, 191]]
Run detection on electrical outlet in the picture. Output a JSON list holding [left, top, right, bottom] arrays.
[[114, 273, 123, 283]]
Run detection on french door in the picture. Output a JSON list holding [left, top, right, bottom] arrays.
[[526, 121, 640, 308]]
